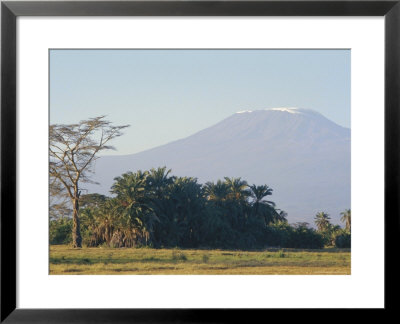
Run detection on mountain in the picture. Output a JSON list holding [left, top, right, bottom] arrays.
[[86, 108, 351, 225]]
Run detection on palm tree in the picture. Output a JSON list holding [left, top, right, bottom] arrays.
[[248, 184, 278, 225], [276, 210, 288, 223], [340, 209, 351, 232], [224, 177, 250, 201], [203, 180, 240, 244], [220, 178, 251, 232], [203, 206, 233, 248], [111, 171, 148, 203], [146, 167, 174, 198], [248, 184, 274, 206], [203, 180, 230, 203], [90, 199, 119, 246], [110, 171, 157, 246], [167, 177, 205, 247], [314, 212, 331, 232]]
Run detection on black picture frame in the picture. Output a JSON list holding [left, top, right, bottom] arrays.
[[1, 0, 398, 322]]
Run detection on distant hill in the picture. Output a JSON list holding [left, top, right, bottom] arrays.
[[86, 108, 351, 225]]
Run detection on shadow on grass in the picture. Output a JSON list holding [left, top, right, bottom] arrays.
[[49, 256, 167, 265]]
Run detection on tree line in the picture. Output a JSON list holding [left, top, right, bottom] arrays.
[[50, 116, 350, 250], [50, 167, 351, 250]]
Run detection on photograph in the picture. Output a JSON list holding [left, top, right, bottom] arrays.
[[49, 49, 351, 275]]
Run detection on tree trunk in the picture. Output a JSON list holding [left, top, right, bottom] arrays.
[[72, 193, 82, 248]]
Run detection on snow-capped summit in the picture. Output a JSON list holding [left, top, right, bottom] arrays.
[[236, 107, 323, 116], [236, 107, 300, 114]]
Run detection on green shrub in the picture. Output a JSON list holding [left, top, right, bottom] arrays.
[[265, 222, 292, 247], [278, 250, 286, 258], [49, 218, 72, 245], [334, 231, 351, 248], [265, 222, 323, 249], [287, 224, 324, 249], [202, 254, 210, 263], [172, 251, 187, 261]]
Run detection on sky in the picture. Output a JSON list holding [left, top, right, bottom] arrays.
[[50, 49, 350, 155]]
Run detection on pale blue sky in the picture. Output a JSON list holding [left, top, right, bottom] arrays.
[[50, 49, 350, 155]]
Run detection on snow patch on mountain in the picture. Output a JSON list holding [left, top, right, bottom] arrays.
[[236, 107, 319, 115], [236, 110, 253, 114], [268, 107, 300, 114]]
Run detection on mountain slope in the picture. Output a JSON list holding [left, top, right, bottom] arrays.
[[87, 108, 351, 224]]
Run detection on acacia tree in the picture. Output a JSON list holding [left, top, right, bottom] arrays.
[[49, 116, 129, 247]]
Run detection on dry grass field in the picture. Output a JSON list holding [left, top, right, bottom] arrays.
[[49, 245, 350, 275]]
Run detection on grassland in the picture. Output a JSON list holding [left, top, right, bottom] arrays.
[[49, 245, 350, 275]]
